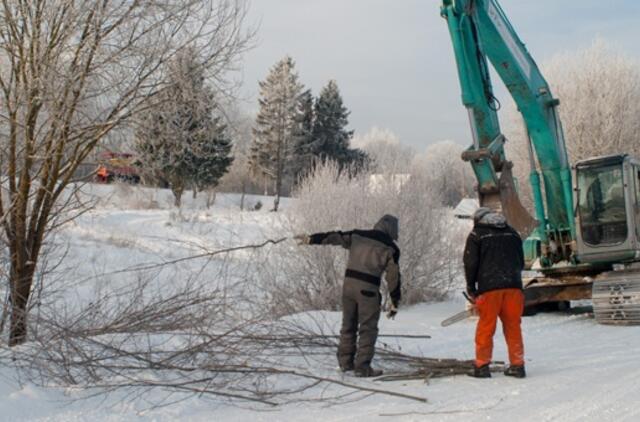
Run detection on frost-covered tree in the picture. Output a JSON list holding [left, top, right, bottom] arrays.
[[504, 39, 640, 207], [261, 159, 468, 314], [352, 127, 415, 174], [136, 49, 234, 207], [249, 56, 304, 211], [412, 141, 475, 207], [312, 80, 368, 167], [217, 110, 263, 208], [0, 0, 250, 346]]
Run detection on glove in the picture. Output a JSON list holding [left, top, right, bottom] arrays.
[[465, 288, 477, 303], [293, 234, 310, 245], [386, 301, 399, 320]]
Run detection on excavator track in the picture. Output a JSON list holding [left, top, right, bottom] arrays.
[[592, 269, 640, 325]]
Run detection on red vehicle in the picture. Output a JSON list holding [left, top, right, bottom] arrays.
[[95, 152, 141, 184]]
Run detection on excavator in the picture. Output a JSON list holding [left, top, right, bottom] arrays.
[[440, 0, 640, 324]]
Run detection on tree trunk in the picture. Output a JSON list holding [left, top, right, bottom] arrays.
[[192, 186, 197, 199], [273, 172, 282, 212], [9, 264, 36, 346], [206, 189, 216, 209], [172, 186, 184, 207], [273, 140, 283, 212], [240, 181, 246, 211]]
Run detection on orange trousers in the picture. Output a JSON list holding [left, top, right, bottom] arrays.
[[475, 288, 524, 367]]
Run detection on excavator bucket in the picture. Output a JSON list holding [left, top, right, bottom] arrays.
[[477, 163, 537, 239], [498, 165, 538, 239]]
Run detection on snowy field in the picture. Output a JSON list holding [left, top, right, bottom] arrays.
[[1, 185, 639, 422]]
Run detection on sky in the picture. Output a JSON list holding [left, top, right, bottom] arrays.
[[237, 0, 640, 149]]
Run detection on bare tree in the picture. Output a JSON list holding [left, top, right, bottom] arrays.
[[0, 0, 253, 346]]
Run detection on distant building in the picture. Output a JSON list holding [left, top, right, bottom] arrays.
[[454, 198, 479, 219]]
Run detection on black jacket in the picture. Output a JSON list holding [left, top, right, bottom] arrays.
[[463, 219, 524, 296]]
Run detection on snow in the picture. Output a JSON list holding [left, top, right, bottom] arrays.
[[1, 184, 640, 422], [453, 198, 479, 219]]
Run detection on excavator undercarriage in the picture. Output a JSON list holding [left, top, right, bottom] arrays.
[[592, 268, 640, 325]]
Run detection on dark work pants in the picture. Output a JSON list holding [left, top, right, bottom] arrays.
[[337, 279, 381, 369]]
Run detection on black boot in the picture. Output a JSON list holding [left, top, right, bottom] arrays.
[[504, 365, 526, 378], [468, 363, 491, 378], [339, 362, 354, 372], [354, 366, 383, 377]]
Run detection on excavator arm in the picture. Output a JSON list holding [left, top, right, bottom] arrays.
[[441, 0, 575, 266]]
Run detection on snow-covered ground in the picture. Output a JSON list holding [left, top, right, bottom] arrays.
[[1, 185, 639, 422]]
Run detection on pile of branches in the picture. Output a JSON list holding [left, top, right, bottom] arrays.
[[0, 238, 491, 407], [2, 272, 436, 406], [2, 288, 499, 407], [376, 357, 505, 382], [250, 322, 505, 383]]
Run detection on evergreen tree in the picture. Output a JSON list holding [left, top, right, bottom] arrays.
[[249, 56, 304, 211], [136, 49, 233, 207], [193, 114, 234, 203], [312, 80, 367, 167], [292, 88, 316, 180]]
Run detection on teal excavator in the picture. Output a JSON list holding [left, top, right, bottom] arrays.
[[441, 0, 640, 324]]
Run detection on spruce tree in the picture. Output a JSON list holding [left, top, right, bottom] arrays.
[[249, 56, 303, 211], [312, 80, 367, 167], [193, 113, 234, 204], [136, 49, 233, 207], [292, 89, 316, 180]]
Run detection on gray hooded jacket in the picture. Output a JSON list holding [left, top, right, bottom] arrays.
[[308, 215, 402, 304]]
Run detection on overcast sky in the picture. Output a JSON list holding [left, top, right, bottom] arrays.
[[237, 0, 640, 149]]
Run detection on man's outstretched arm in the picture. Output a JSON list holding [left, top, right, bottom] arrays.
[[295, 231, 352, 249]]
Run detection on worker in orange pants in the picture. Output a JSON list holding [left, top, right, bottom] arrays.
[[475, 289, 524, 370], [464, 208, 526, 378]]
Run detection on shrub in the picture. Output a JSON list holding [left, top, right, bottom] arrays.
[[261, 160, 469, 316]]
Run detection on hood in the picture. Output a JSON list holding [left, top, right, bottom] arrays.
[[374, 214, 399, 240], [473, 207, 507, 228]]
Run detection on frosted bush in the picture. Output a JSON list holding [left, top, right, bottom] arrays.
[[261, 160, 469, 316]]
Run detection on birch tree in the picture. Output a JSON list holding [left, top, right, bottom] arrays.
[[0, 0, 251, 346]]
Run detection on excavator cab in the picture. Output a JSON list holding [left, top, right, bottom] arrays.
[[576, 154, 640, 325], [575, 155, 640, 265]]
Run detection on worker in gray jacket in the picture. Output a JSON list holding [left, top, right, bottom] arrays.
[[295, 215, 402, 377]]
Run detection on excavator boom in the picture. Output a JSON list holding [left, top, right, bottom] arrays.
[[441, 0, 575, 265]]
